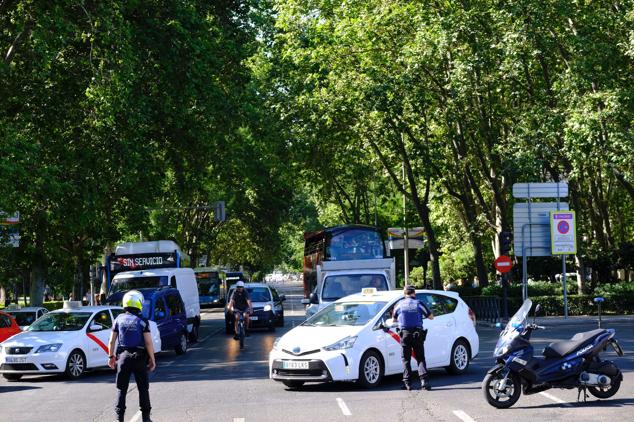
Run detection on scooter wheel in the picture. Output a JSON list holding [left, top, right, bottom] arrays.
[[588, 378, 621, 399], [482, 370, 521, 409]]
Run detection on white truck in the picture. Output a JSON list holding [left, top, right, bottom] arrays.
[[301, 258, 396, 318]]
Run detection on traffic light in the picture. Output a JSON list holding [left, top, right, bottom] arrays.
[[500, 231, 512, 255]]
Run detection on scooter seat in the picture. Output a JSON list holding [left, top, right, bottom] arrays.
[[543, 329, 605, 358]]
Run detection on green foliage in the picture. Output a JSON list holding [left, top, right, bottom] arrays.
[[482, 281, 579, 297], [408, 267, 425, 288]]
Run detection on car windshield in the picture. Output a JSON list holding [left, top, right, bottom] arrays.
[[28, 312, 92, 331], [110, 276, 168, 294], [229, 287, 271, 302], [8, 311, 37, 326], [304, 301, 387, 327], [322, 275, 388, 301]]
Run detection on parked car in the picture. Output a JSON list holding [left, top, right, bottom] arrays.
[[269, 288, 478, 389], [0, 311, 21, 343], [5, 306, 48, 330], [137, 287, 189, 355], [107, 267, 201, 341], [225, 283, 286, 333], [0, 303, 161, 381]]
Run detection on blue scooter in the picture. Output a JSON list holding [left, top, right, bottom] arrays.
[[483, 299, 624, 408]]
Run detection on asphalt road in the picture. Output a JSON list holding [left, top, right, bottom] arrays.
[[1, 291, 632, 422]]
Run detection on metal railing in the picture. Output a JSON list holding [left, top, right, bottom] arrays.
[[463, 296, 501, 324]]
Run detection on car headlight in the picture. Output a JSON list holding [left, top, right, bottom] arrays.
[[323, 336, 357, 351], [36, 343, 63, 353], [272, 337, 281, 351], [264, 304, 272, 312]]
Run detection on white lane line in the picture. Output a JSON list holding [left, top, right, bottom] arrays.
[[129, 411, 142, 422], [453, 410, 476, 422], [539, 391, 573, 407], [336, 398, 352, 416], [233, 418, 245, 422]]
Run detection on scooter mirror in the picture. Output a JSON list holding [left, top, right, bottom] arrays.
[[533, 304, 541, 324]]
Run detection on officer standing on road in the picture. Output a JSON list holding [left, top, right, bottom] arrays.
[[393, 285, 434, 391], [108, 290, 156, 422]]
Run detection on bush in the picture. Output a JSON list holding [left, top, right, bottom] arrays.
[[42, 301, 64, 311], [481, 280, 578, 297]]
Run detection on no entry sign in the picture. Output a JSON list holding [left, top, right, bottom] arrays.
[[494, 255, 513, 273]]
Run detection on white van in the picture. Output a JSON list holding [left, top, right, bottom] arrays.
[[108, 268, 201, 341]]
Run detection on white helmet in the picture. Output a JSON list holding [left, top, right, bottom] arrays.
[[236, 281, 245, 287], [122, 290, 144, 311]]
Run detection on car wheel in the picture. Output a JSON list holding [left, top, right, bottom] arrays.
[[189, 319, 200, 342], [282, 380, 304, 389], [446, 339, 470, 375], [65, 350, 86, 380], [175, 332, 188, 355], [357, 350, 383, 388], [276, 314, 284, 327], [2, 373, 22, 381]]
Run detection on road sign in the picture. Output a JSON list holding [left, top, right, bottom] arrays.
[[550, 211, 576, 255], [0, 211, 20, 247], [213, 201, 226, 222], [513, 202, 568, 256], [386, 227, 425, 249], [513, 182, 568, 199], [494, 255, 513, 273]]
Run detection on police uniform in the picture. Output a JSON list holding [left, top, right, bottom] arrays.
[[393, 295, 432, 389], [113, 310, 151, 421]]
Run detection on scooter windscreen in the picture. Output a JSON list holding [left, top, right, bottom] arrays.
[[494, 299, 532, 357]]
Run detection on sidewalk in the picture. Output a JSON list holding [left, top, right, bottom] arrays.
[[478, 314, 634, 328]]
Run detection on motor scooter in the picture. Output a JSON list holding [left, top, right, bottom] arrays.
[[482, 299, 624, 408]]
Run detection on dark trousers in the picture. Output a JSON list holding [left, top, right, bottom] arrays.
[[400, 328, 428, 384], [115, 350, 151, 420]]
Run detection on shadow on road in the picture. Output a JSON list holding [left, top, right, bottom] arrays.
[[517, 397, 634, 409], [0, 385, 42, 393]]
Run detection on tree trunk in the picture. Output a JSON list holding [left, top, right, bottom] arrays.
[[30, 257, 46, 307]]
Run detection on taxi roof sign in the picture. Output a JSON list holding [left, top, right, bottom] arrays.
[[361, 287, 377, 295]]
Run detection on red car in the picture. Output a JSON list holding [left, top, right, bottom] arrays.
[[0, 311, 21, 343]]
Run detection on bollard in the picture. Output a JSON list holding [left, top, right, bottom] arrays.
[[593, 297, 605, 328]]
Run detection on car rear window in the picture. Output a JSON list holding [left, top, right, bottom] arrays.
[[416, 293, 458, 316]]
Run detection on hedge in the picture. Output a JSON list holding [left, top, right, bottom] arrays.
[[465, 294, 634, 317]]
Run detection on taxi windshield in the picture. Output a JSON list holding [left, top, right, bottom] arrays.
[[28, 312, 92, 332], [304, 301, 387, 327], [8, 311, 37, 326]]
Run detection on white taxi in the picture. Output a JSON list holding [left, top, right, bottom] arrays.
[[270, 289, 479, 389], [0, 303, 161, 381]]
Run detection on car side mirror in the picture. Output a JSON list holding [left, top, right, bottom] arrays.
[[89, 324, 103, 332], [383, 318, 398, 330], [300, 298, 310, 305], [280, 294, 286, 302], [309, 293, 319, 305]]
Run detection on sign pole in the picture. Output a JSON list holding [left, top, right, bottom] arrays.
[[563, 256, 568, 318], [402, 155, 409, 284]]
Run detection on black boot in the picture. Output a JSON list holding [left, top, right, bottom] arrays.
[[142, 412, 153, 422], [421, 378, 431, 391]]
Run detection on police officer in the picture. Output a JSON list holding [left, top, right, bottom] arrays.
[[108, 290, 156, 422], [393, 285, 434, 391]]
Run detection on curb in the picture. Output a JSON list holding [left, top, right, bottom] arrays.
[[477, 316, 634, 329]]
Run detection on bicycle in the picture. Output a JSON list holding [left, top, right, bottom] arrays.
[[237, 312, 246, 349]]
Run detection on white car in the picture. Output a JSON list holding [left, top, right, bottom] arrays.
[[0, 304, 161, 381], [5, 306, 49, 330], [270, 289, 479, 388]]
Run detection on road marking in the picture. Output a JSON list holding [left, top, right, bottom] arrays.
[[453, 410, 476, 422], [233, 418, 245, 422], [129, 411, 142, 422], [539, 391, 573, 407], [336, 397, 352, 416]]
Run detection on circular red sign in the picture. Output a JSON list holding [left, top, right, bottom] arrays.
[[494, 255, 513, 273], [557, 220, 570, 234]]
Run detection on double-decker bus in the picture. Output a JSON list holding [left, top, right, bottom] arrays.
[[302, 225, 392, 300]]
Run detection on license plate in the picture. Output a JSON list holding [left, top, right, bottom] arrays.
[[250, 316, 258, 321], [6, 357, 27, 364], [282, 360, 309, 370]]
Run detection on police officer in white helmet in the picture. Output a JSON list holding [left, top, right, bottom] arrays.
[[107, 290, 156, 422]]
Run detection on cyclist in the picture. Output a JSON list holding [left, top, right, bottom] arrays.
[[228, 281, 253, 340]]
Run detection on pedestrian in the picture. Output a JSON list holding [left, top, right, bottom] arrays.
[[393, 285, 434, 390], [108, 290, 156, 422]]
